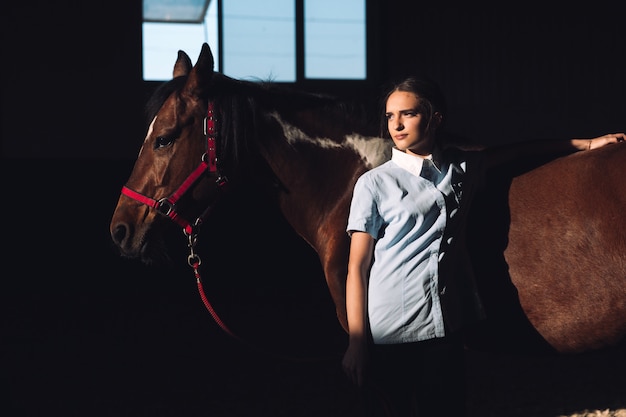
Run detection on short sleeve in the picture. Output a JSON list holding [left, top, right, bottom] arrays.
[[346, 174, 382, 239]]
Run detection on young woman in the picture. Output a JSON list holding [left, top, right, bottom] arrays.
[[341, 76, 624, 417]]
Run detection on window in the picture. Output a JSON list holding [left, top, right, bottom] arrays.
[[142, 0, 367, 82], [221, 0, 295, 81], [304, 0, 366, 80], [142, 1, 219, 81]]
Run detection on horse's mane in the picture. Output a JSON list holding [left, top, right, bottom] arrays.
[[144, 73, 382, 187], [144, 76, 187, 126], [145, 73, 376, 134], [208, 74, 381, 171], [213, 74, 378, 130]]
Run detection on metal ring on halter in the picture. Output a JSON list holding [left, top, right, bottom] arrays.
[[187, 253, 201, 267], [157, 198, 174, 216]]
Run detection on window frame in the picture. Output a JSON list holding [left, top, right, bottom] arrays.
[[142, 0, 380, 87]]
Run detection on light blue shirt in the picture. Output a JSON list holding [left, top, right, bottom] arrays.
[[347, 146, 483, 344]]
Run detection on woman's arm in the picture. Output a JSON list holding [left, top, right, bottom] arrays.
[[342, 231, 374, 388], [484, 132, 625, 169]]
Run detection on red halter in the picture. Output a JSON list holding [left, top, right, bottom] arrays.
[[120, 101, 239, 339], [120, 101, 226, 235]]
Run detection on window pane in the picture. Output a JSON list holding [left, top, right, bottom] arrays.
[[304, 0, 366, 79], [142, 0, 218, 81], [222, 0, 295, 82], [143, 0, 210, 23]]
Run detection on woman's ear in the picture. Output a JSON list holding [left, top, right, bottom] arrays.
[[433, 111, 443, 128]]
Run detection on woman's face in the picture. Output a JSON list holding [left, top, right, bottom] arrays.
[[385, 90, 436, 156]]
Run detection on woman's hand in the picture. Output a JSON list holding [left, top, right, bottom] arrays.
[[342, 339, 369, 388], [585, 132, 626, 150]]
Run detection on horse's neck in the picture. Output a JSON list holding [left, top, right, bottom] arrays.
[[258, 110, 389, 247]]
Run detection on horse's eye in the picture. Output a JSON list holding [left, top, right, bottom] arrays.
[[155, 136, 175, 149]]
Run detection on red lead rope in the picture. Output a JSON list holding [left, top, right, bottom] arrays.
[[192, 262, 241, 340], [185, 227, 240, 340]]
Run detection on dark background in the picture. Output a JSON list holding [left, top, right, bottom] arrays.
[[3, 1, 625, 416]]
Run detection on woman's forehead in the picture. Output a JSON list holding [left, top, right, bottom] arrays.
[[386, 91, 420, 111]]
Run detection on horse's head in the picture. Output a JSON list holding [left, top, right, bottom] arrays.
[[110, 43, 225, 264]]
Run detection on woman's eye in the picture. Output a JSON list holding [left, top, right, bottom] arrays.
[[155, 136, 175, 148]]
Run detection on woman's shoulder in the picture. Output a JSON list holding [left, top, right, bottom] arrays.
[[440, 131, 485, 148], [442, 146, 483, 159], [356, 160, 399, 185], [364, 159, 397, 174], [441, 140, 486, 164]]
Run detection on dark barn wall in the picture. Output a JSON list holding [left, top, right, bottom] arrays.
[[2, 0, 145, 159], [2, 1, 624, 159], [375, 3, 626, 145]]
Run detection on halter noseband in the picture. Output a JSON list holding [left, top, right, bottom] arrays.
[[120, 101, 227, 235]]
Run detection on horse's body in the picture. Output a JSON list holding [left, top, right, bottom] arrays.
[[110, 43, 626, 355]]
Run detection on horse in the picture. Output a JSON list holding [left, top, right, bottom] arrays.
[[109, 43, 626, 356]]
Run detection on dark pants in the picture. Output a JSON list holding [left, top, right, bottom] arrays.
[[362, 335, 467, 417]]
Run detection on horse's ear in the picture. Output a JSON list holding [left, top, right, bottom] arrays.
[[183, 43, 215, 97], [173, 50, 193, 78], [195, 43, 215, 74]]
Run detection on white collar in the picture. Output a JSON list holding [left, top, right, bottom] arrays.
[[391, 147, 442, 177]]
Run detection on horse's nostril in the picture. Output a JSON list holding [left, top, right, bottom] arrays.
[[111, 223, 128, 246]]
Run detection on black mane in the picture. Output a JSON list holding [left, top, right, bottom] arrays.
[[144, 76, 188, 127], [144, 73, 380, 187], [207, 74, 379, 172]]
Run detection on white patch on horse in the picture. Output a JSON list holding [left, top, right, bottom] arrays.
[[345, 135, 391, 168], [138, 116, 157, 157], [270, 112, 391, 169]]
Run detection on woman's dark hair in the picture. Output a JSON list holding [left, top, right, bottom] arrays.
[[379, 75, 447, 139]]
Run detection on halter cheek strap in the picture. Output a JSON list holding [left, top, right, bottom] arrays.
[[205, 101, 218, 173]]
